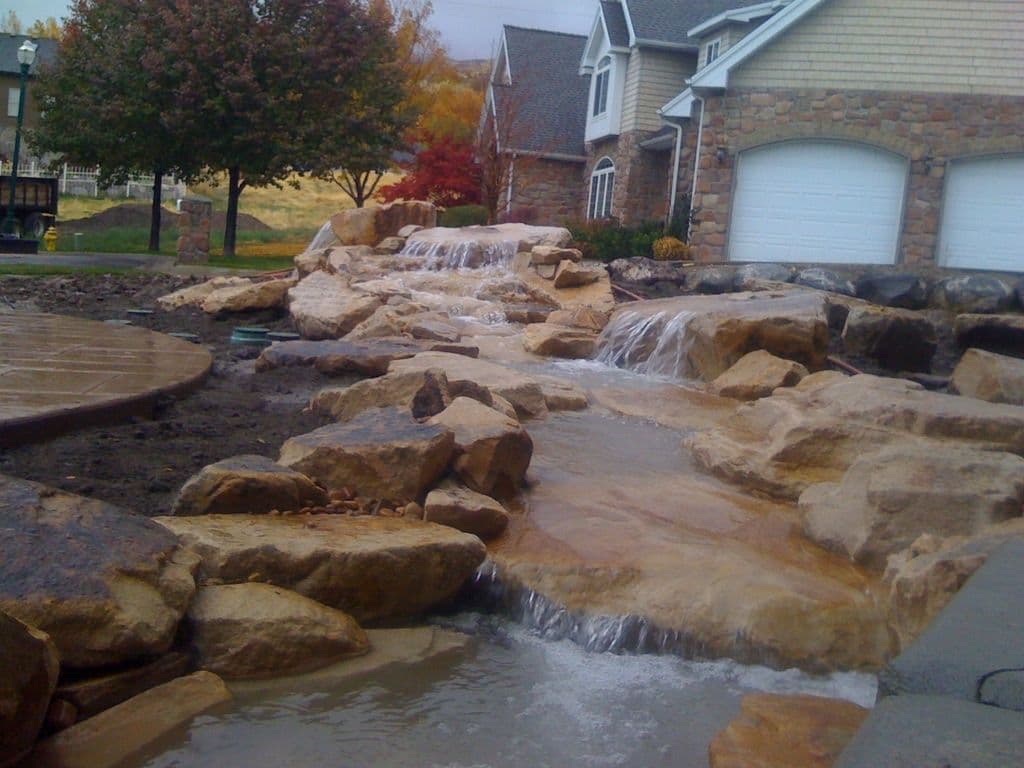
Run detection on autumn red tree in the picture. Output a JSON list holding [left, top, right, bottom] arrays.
[[378, 135, 481, 207]]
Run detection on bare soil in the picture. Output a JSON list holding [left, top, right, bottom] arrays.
[[0, 273, 334, 516], [60, 202, 272, 232]]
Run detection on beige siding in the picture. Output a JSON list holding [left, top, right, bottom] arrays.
[[622, 49, 695, 132], [732, 0, 1024, 96], [698, 23, 760, 68]]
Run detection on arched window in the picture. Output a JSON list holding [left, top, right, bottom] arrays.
[[592, 56, 611, 117], [588, 157, 615, 219]]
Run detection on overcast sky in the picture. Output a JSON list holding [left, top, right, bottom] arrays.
[[2, 0, 596, 59]]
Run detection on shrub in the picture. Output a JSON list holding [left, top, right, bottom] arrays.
[[652, 236, 691, 261], [438, 205, 488, 228], [568, 219, 664, 263]]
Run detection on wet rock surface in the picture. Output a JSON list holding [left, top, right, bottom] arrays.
[[186, 583, 369, 679], [0, 611, 59, 767], [710, 350, 808, 401], [0, 475, 197, 668], [255, 338, 424, 376], [950, 347, 1024, 404], [523, 323, 598, 359], [287, 271, 382, 340], [931, 274, 1017, 314], [172, 455, 328, 516], [153, 514, 486, 624], [424, 481, 510, 540], [278, 407, 455, 503], [840, 304, 936, 371]]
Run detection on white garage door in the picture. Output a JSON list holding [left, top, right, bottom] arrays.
[[729, 140, 907, 264], [939, 155, 1024, 272]]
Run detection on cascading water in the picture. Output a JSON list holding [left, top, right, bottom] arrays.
[[400, 233, 520, 270], [595, 309, 698, 380]]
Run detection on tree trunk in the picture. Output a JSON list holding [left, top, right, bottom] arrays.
[[148, 169, 163, 253], [224, 166, 241, 257]]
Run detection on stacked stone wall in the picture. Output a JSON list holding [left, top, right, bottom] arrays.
[[688, 89, 1024, 264], [503, 157, 585, 225], [584, 131, 678, 226]]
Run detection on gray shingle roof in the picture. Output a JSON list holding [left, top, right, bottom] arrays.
[[0, 34, 59, 77], [601, 2, 631, 48], [495, 26, 590, 159], [625, 0, 748, 45]]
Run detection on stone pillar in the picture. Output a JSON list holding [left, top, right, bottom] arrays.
[[176, 196, 212, 264]]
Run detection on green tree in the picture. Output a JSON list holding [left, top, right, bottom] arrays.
[[30, 0, 200, 252]]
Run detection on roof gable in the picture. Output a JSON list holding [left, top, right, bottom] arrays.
[[623, 0, 749, 47]]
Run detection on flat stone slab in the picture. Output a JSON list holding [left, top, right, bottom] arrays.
[[255, 339, 423, 376], [835, 695, 1024, 767], [878, 539, 1024, 711], [0, 313, 212, 447]]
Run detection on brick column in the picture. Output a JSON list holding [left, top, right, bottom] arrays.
[[176, 196, 212, 264]]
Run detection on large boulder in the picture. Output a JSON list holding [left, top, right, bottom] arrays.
[[530, 245, 581, 266], [552, 261, 604, 289], [155, 276, 251, 310], [710, 350, 808, 401], [709, 693, 868, 768], [330, 201, 436, 246], [606, 257, 687, 287], [1, 611, 59, 767], [799, 444, 1024, 569], [597, 291, 829, 381], [171, 455, 328, 516], [0, 475, 197, 669], [735, 263, 794, 291], [795, 268, 856, 296], [841, 305, 937, 372], [200, 277, 295, 314], [950, 347, 1024, 405], [545, 306, 610, 332], [186, 583, 369, 679], [953, 313, 1024, 354], [29, 672, 231, 768], [287, 271, 382, 340], [309, 368, 453, 422], [687, 373, 1024, 499], [153, 514, 487, 623], [255, 338, 423, 376], [278, 407, 454, 504], [686, 265, 737, 295], [523, 323, 598, 359], [423, 481, 510, 540], [930, 274, 1017, 314], [884, 518, 1024, 648], [428, 397, 533, 496]]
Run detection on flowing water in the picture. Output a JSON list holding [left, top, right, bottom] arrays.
[[595, 309, 699, 379]]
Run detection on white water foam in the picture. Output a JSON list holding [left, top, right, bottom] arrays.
[[401, 238, 520, 270], [595, 309, 698, 380]]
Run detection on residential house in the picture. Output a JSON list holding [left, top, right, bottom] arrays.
[[495, 0, 1024, 271], [663, 0, 1024, 270], [0, 34, 58, 163], [484, 26, 590, 222]]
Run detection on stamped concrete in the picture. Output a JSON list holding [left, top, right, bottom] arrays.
[[0, 313, 212, 446]]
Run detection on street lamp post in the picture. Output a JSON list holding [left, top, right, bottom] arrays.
[[2, 40, 38, 237]]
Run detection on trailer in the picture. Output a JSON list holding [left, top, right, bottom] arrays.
[[0, 176, 59, 239]]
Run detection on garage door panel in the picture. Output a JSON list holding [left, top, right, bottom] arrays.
[[940, 155, 1024, 272], [729, 141, 906, 264]]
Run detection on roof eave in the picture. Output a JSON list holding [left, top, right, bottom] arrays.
[[687, 1, 788, 39], [633, 38, 699, 53], [659, 87, 696, 119]]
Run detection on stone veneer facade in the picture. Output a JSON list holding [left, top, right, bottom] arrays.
[[504, 157, 586, 225], [585, 131, 678, 225], [688, 89, 1024, 264]]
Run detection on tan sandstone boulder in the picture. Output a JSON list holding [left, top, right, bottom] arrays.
[[709, 693, 868, 768], [688, 373, 1024, 499], [523, 323, 598, 359], [530, 245, 582, 266], [201, 277, 295, 314], [330, 201, 436, 246], [172, 455, 328, 516], [424, 481, 510, 540], [156, 276, 252, 310], [278, 407, 454, 504], [29, 672, 231, 768], [545, 306, 610, 332], [799, 444, 1024, 569], [841, 304, 937, 372], [884, 518, 1024, 648], [428, 397, 533, 496], [950, 347, 1024, 405], [153, 514, 487, 623], [553, 260, 604, 289], [287, 271, 382, 340], [186, 583, 369, 679], [710, 350, 809, 401], [1, 611, 60, 767], [599, 291, 828, 381], [0, 475, 197, 669], [310, 368, 452, 422]]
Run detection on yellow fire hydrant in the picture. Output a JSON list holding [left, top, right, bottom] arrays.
[[43, 225, 58, 252]]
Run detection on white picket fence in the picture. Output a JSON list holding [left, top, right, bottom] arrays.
[[0, 161, 187, 199]]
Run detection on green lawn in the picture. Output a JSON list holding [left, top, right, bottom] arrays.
[[55, 225, 309, 263]]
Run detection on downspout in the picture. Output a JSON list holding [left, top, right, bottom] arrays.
[[506, 154, 515, 214], [688, 94, 706, 242], [667, 120, 685, 226]]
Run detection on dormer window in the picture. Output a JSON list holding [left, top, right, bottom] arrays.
[[592, 56, 611, 117], [704, 38, 721, 67]]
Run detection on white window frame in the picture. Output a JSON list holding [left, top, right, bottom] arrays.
[[592, 56, 611, 117], [588, 157, 615, 220], [704, 38, 722, 68], [7, 88, 19, 118]]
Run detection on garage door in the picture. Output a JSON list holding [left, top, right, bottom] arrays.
[[729, 140, 907, 264], [939, 154, 1024, 272]]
